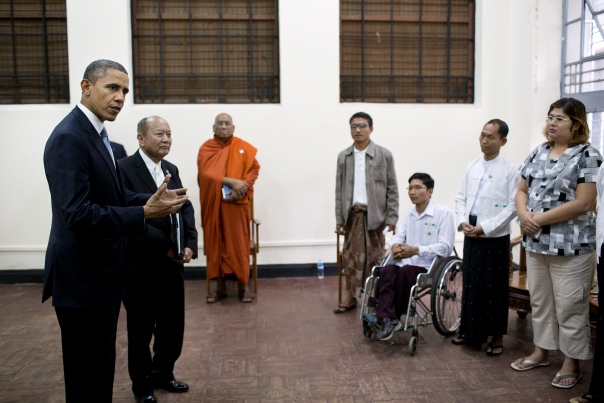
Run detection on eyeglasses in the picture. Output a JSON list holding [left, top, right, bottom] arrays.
[[546, 115, 571, 123], [216, 121, 232, 127], [350, 124, 368, 130], [407, 186, 427, 191]]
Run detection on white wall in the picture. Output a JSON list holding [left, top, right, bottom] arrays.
[[0, 0, 563, 270]]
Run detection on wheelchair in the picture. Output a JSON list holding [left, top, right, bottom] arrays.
[[360, 251, 463, 355]]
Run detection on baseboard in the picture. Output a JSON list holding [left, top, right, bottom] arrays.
[[0, 263, 340, 284]]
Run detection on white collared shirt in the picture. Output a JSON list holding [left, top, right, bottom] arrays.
[[352, 147, 367, 206], [455, 155, 520, 238], [388, 201, 455, 270], [138, 149, 164, 188], [77, 103, 104, 135], [470, 155, 501, 216]]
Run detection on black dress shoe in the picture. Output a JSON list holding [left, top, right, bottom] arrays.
[[134, 394, 158, 403], [153, 379, 189, 393]]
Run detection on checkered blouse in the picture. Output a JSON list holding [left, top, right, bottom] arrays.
[[520, 142, 602, 256]]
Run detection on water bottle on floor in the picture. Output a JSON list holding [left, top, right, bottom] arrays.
[[317, 259, 324, 279]]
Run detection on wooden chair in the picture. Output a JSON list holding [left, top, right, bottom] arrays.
[[205, 198, 261, 295], [508, 236, 531, 319]]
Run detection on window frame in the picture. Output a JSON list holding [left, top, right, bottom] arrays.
[[561, 0, 604, 110], [130, 0, 280, 104]]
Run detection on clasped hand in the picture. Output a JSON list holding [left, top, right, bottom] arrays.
[[518, 211, 541, 237], [460, 223, 484, 238], [144, 175, 188, 219], [391, 243, 417, 260], [224, 178, 248, 201]]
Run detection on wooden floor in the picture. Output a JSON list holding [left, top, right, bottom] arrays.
[[0, 277, 595, 403]]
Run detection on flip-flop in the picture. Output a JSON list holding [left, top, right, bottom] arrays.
[[451, 336, 469, 345], [333, 305, 357, 314], [510, 357, 550, 371], [206, 291, 227, 304], [486, 343, 503, 356], [238, 291, 254, 303], [569, 393, 594, 403], [552, 372, 582, 389]]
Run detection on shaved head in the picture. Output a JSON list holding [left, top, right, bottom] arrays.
[[213, 113, 235, 144]]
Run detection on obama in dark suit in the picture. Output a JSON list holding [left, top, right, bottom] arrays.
[[118, 116, 197, 403], [43, 60, 188, 403]]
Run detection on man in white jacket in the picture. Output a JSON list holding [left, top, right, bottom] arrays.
[[453, 119, 520, 356]]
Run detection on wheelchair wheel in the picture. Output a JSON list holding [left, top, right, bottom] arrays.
[[362, 320, 377, 342], [409, 336, 417, 355], [431, 257, 463, 336]]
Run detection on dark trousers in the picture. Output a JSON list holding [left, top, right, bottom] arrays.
[[588, 246, 604, 400], [375, 264, 427, 320], [55, 304, 120, 403], [123, 268, 185, 397]]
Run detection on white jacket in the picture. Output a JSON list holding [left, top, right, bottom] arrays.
[[455, 155, 520, 238]]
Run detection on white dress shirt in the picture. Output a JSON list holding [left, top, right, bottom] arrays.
[[77, 103, 104, 135], [138, 149, 182, 252], [455, 155, 520, 238], [139, 149, 165, 187], [352, 147, 368, 206], [388, 201, 456, 270]]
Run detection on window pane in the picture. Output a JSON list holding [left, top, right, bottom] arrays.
[[567, 21, 581, 63], [588, 111, 604, 156], [131, 0, 279, 104], [340, 0, 474, 104], [568, 0, 582, 20], [0, 0, 69, 104], [589, 0, 604, 12]]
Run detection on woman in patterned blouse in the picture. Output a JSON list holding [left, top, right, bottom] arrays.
[[511, 98, 602, 389]]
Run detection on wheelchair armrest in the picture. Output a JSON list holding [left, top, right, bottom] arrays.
[[416, 273, 432, 288]]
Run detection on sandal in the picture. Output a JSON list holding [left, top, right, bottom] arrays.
[[511, 357, 550, 371], [206, 291, 227, 304], [569, 393, 594, 403], [238, 291, 254, 303], [333, 304, 357, 314], [486, 343, 503, 356], [451, 335, 469, 345], [552, 372, 582, 389]]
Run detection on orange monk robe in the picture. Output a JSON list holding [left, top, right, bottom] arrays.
[[197, 136, 260, 284]]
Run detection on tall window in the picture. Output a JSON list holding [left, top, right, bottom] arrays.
[[563, 1, 604, 155], [340, 0, 475, 103], [0, 0, 69, 104], [131, 0, 280, 104]]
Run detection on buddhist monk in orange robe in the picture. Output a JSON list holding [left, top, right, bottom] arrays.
[[197, 113, 260, 303]]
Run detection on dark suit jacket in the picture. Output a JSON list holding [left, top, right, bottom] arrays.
[[43, 106, 150, 308], [110, 141, 128, 161], [118, 150, 198, 286]]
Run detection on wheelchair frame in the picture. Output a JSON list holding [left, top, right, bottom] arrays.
[[360, 252, 463, 355]]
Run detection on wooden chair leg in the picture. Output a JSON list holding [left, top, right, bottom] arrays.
[[253, 250, 258, 293], [207, 262, 210, 296]]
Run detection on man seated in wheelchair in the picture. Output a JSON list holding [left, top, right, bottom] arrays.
[[374, 172, 456, 341]]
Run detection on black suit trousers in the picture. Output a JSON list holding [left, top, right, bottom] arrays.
[[123, 266, 185, 397], [55, 304, 120, 403]]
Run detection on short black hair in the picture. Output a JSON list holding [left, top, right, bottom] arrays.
[[408, 172, 434, 189], [485, 119, 509, 138], [83, 59, 128, 84], [349, 112, 373, 128]]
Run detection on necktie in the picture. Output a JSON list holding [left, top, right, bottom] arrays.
[[100, 128, 115, 167], [153, 165, 164, 188]]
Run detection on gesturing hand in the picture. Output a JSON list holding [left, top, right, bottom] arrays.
[[144, 175, 189, 219]]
